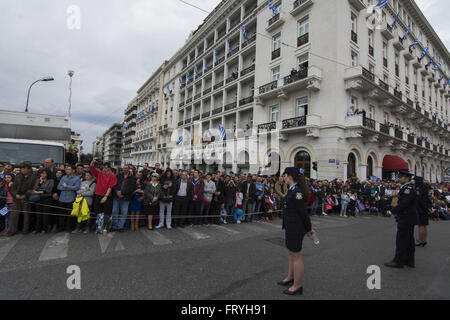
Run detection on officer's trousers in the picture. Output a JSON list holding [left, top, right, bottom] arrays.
[[393, 223, 415, 265]]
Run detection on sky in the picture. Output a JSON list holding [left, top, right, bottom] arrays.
[[0, 0, 448, 152]]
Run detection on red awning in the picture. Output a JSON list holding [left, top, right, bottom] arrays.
[[382, 155, 409, 171]]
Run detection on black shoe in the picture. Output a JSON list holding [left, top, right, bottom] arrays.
[[384, 261, 404, 268], [277, 279, 294, 286], [421, 242, 427, 247], [283, 287, 303, 295], [415, 242, 423, 247], [118, 229, 124, 232]]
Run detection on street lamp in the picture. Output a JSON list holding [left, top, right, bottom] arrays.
[[68, 70, 74, 118], [25, 76, 54, 113]]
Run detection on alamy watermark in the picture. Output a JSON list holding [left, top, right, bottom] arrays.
[[67, 5, 81, 30]]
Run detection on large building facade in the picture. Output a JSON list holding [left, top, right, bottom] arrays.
[[123, 0, 450, 182]]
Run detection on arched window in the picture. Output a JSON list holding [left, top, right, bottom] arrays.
[[294, 151, 311, 178], [367, 156, 374, 178], [347, 153, 357, 179]]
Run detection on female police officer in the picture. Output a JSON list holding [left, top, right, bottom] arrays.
[[277, 167, 315, 295]]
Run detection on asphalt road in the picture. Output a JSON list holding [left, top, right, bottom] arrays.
[[0, 215, 448, 300]]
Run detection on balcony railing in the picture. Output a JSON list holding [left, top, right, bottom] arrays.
[[212, 107, 222, 115], [297, 33, 309, 47], [258, 121, 277, 133], [379, 79, 389, 91], [244, 5, 257, 18], [272, 48, 281, 60], [415, 103, 421, 112], [213, 81, 224, 90], [240, 64, 255, 77], [194, 93, 201, 100], [178, 121, 183, 126], [268, 13, 280, 27], [216, 56, 225, 65], [239, 95, 254, 106], [394, 89, 402, 99], [362, 67, 375, 82], [282, 116, 306, 129], [379, 123, 390, 135], [293, 0, 309, 10], [406, 98, 413, 107], [226, 74, 238, 84], [224, 101, 237, 111], [227, 47, 239, 58], [203, 87, 212, 95], [407, 135, 415, 143], [416, 138, 423, 147], [283, 68, 308, 85], [363, 117, 376, 130], [383, 58, 388, 68], [193, 114, 200, 122], [242, 34, 256, 48], [259, 80, 278, 94], [394, 129, 403, 140], [351, 30, 358, 43], [179, 102, 185, 108], [185, 118, 192, 124], [424, 110, 429, 118], [369, 45, 374, 57], [186, 97, 192, 104], [425, 141, 430, 149], [202, 111, 210, 119]]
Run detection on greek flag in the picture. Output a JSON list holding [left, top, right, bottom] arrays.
[[151, 103, 155, 112], [194, 65, 198, 77], [432, 62, 442, 71], [268, 0, 278, 15], [445, 79, 450, 88], [214, 48, 219, 63], [401, 24, 411, 42], [418, 45, 429, 62], [438, 75, 445, 82], [375, 0, 387, 9], [227, 40, 232, 52], [218, 124, 226, 140], [242, 25, 248, 41], [178, 136, 183, 146], [409, 39, 419, 50], [391, 10, 400, 30], [203, 58, 208, 71], [425, 56, 435, 68], [166, 84, 170, 94], [132, 144, 136, 151], [186, 72, 192, 82], [179, 77, 185, 86]]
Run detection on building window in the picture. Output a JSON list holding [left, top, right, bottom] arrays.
[[271, 105, 280, 122], [383, 42, 388, 68], [369, 64, 375, 74], [351, 51, 358, 67], [298, 53, 309, 71], [368, 30, 374, 56], [271, 66, 280, 81], [395, 53, 399, 77], [369, 105, 375, 120], [351, 96, 358, 110], [297, 16, 309, 47], [297, 97, 308, 117], [272, 33, 281, 51], [384, 112, 389, 125], [351, 13, 357, 43]]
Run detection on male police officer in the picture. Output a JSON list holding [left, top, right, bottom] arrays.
[[385, 170, 419, 268]]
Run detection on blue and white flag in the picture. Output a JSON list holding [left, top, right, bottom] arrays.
[[267, 0, 278, 15], [432, 62, 442, 71], [425, 56, 435, 68], [375, 0, 388, 9], [444, 79, 450, 88], [194, 65, 198, 77], [218, 124, 226, 140], [166, 84, 170, 94], [186, 72, 192, 82], [214, 48, 219, 63], [179, 77, 185, 86], [401, 24, 411, 42], [242, 25, 248, 41], [418, 44, 429, 62], [203, 58, 208, 71], [438, 75, 445, 82], [391, 10, 400, 30], [178, 136, 183, 146], [151, 103, 155, 112], [227, 40, 232, 52], [409, 39, 419, 50]]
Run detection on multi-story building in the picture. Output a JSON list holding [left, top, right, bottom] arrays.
[[121, 102, 137, 165], [103, 123, 123, 166], [127, 0, 450, 182], [92, 136, 104, 160]]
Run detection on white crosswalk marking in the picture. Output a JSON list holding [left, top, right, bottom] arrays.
[[98, 232, 115, 253], [39, 233, 69, 261], [210, 224, 241, 235], [140, 230, 173, 245], [0, 235, 22, 263], [179, 227, 210, 240]]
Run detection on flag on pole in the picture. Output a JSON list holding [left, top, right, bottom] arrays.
[[267, 0, 278, 15], [179, 77, 185, 86], [438, 75, 445, 82], [425, 56, 435, 68], [214, 48, 219, 63], [418, 45, 429, 62], [409, 39, 419, 50], [186, 72, 192, 82], [151, 103, 155, 112], [432, 62, 442, 71], [375, 0, 388, 9], [227, 40, 232, 52], [242, 25, 248, 41], [391, 10, 400, 30], [178, 136, 183, 147], [401, 25, 411, 42], [218, 124, 226, 141]]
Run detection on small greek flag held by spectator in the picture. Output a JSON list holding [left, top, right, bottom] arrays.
[[409, 39, 419, 50], [214, 48, 219, 63], [425, 56, 435, 68], [0, 206, 8, 216], [219, 124, 226, 140], [242, 25, 248, 41], [370, 176, 378, 182], [391, 10, 400, 30], [375, 0, 387, 9], [432, 62, 442, 71], [268, 0, 278, 15], [186, 72, 192, 82]]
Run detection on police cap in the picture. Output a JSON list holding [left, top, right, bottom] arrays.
[[398, 170, 414, 178], [283, 167, 299, 177]]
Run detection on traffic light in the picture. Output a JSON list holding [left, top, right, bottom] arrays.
[[312, 161, 318, 171]]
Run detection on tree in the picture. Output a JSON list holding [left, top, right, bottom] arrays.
[[80, 153, 94, 165]]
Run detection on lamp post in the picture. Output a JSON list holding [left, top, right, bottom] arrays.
[[25, 76, 54, 113], [67, 70, 74, 118]]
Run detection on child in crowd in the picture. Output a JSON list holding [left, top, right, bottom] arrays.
[[340, 190, 350, 218], [219, 203, 227, 224], [233, 209, 245, 224], [1, 174, 13, 235], [0, 179, 7, 232]]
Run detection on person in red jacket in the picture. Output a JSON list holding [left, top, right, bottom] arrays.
[[190, 169, 204, 225], [90, 158, 117, 235]]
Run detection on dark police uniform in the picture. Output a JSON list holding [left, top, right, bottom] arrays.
[[389, 178, 419, 267], [282, 183, 312, 252], [415, 177, 431, 226]]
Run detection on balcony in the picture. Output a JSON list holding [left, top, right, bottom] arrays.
[[404, 48, 414, 61], [179, 102, 185, 108], [348, 0, 366, 10], [202, 111, 210, 119], [224, 101, 237, 111], [186, 97, 192, 104], [416, 138, 423, 147], [266, 13, 284, 32], [351, 30, 357, 44], [297, 33, 309, 47], [393, 89, 402, 100], [282, 116, 306, 129], [185, 118, 192, 124], [291, 0, 314, 16], [379, 79, 389, 91], [203, 87, 212, 95], [227, 47, 239, 59], [363, 117, 376, 130], [213, 81, 224, 90], [369, 45, 374, 57], [244, 5, 257, 19], [381, 23, 394, 40], [394, 129, 403, 140], [241, 34, 256, 49], [194, 93, 201, 100], [393, 37, 404, 51], [425, 141, 430, 149], [239, 95, 254, 106], [193, 114, 200, 122], [272, 48, 281, 60], [258, 121, 277, 133], [226, 74, 239, 84], [212, 107, 222, 115], [379, 123, 390, 135], [259, 80, 278, 95], [240, 64, 255, 77], [178, 121, 183, 126], [216, 56, 225, 66]]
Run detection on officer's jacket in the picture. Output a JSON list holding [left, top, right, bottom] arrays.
[[391, 182, 419, 225], [416, 186, 432, 215], [282, 185, 312, 235]]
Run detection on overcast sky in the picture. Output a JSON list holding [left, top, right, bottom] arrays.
[[0, 0, 448, 151]]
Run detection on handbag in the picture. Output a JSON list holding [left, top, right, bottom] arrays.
[[0, 206, 8, 216], [28, 194, 41, 203]]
